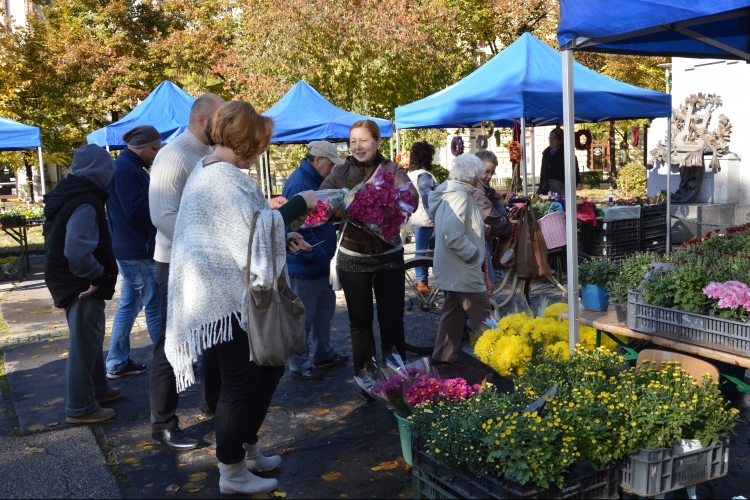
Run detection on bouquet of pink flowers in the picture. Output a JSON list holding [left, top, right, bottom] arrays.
[[703, 280, 750, 321], [300, 189, 346, 229], [355, 351, 482, 417], [345, 166, 417, 244]]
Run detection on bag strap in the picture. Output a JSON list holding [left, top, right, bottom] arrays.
[[332, 221, 347, 260], [246, 211, 280, 299], [246, 212, 260, 289]]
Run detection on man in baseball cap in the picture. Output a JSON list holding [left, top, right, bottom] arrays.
[[280, 140, 348, 380]]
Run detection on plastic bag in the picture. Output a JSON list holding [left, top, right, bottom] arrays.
[[345, 166, 417, 245], [300, 189, 346, 228]]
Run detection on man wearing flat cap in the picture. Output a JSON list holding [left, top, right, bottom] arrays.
[[282, 141, 349, 380], [105, 125, 162, 380]]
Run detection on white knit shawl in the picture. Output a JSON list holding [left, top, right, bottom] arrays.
[[165, 160, 287, 392]]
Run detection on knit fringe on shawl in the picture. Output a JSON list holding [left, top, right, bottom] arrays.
[[165, 161, 287, 393]]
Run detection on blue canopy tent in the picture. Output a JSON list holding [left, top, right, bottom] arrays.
[[0, 116, 46, 195], [395, 32, 671, 194], [556, 1, 750, 347], [87, 81, 196, 150], [264, 81, 393, 144]]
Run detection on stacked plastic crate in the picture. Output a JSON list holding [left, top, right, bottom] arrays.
[[581, 219, 640, 263], [639, 204, 668, 253]]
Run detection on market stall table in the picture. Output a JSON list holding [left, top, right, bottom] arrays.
[[562, 306, 750, 392], [0, 222, 41, 278]]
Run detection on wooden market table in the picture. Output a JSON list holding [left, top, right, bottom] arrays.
[[562, 306, 750, 392], [0, 222, 42, 278]]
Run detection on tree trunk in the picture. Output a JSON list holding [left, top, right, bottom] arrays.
[[609, 121, 617, 188], [24, 159, 35, 203]]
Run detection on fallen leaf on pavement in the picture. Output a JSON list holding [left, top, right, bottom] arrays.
[[273, 447, 294, 455], [337, 405, 353, 411], [22, 447, 44, 454], [27, 424, 44, 431], [188, 472, 208, 482], [166, 484, 180, 493], [182, 482, 201, 492], [123, 458, 139, 464], [340, 495, 348, 498], [258, 425, 271, 434], [32, 355, 39, 358], [48, 422, 59, 427], [311, 408, 330, 416], [43, 398, 64, 407], [135, 442, 152, 449], [58, 352, 68, 358], [306, 425, 322, 432], [388, 429, 399, 435], [273, 492, 287, 498], [195, 414, 209, 421], [133, 337, 141, 340], [144, 484, 153, 488], [269, 406, 282, 412], [737, 456, 746, 461], [302, 397, 313, 403], [321, 472, 342, 481], [130, 462, 142, 468], [371, 460, 399, 471], [337, 420, 346, 425]]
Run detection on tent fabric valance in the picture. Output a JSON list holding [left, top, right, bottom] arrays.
[[557, 1, 750, 60], [87, 81, 196, 150], [0, 116, 42, 152], [394, 33, 671, 130], [264, 81, 393, 144]]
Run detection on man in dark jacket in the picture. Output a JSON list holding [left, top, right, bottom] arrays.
[[537, 127, 580, 196], [44, 144, 121, 424], [105, 125, 162, 379], [283, 141, 348, 380]]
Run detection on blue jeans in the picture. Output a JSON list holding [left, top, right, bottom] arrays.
[[106, 259, 161, 373], [413, 225, 434, 282], [288, 277, 337, 372]]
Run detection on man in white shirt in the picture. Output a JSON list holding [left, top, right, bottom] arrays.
[[148, 93, 225, 450]]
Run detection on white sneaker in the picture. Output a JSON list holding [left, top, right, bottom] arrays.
[[243, 443, 282, 472], [218, 461, 278, 495]]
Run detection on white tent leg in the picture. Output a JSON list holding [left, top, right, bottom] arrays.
[[265, 150, 272, 198], [562, 49, 580, 352], [395, 129, 400, 157], [521, 117, 528, 195], [530, 127, 536, 194], [666, 116, 672, 256], [37, 147, 46, 196], [105, 145, 110, 152], [390, 130, 394, 161], [259, 152, 266, 198]]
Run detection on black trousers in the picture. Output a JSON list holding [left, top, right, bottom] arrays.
[[150, 262, 222, 432], [214, 315, 285, 464], [338, 268, 405, 375]]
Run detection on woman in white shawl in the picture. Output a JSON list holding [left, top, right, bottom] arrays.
[[165, 100, 316, 495]]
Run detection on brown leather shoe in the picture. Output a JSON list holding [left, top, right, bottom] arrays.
[[416, 280, 431, 295], [66, 407, 115, 424], [96, 387, 122, 404]]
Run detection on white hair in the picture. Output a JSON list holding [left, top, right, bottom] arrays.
[[449, 154, 484, 183]]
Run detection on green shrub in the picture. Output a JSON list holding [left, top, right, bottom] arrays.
[[617, 162, 647, 197], [579, 171, 603, 186], [578, 258, 619, 287], [431, 165, 448, 183]]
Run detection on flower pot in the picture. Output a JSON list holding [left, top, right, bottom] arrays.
[[581, 284, 609, 311], [394, 413, 412, 466], [613, 302, 627, 324]]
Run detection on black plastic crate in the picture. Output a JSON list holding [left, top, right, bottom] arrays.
[[585, 241, 639, 259], [640, 225, 667, 240], [639, 237, 666, 252], [584, 228, 640, 244], [640, 204, 667, 217], [413, 439, 620, 499], [593, 218, 640, 231], [641, 215, 668, 229]]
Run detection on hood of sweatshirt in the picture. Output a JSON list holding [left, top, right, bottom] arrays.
[[427, 179, 476, 220]]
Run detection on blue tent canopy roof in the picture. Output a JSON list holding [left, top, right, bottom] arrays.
[[394, 33, 672, 129], [264, 81, 393, 143], [87, 81, 196, 150], [0, 116, 42, 151], [557, 1, 750, 59]]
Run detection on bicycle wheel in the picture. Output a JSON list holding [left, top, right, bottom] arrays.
[[403, 256, 442, 354]]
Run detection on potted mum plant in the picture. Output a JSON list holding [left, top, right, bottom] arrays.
[[578, 259, 619, 311]]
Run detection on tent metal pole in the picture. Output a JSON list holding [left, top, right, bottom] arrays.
[[105, 145, 110, 152], [265, 150, 272, 198], [666, 116, 672, 256], [259, 153, 266, 198], [37, 147, 46, 196], [520, 117, 528, 195], [395, 129, 400, 157], [390, 130, 394, 161], [562, 49, 580, 352], [530, 127, 536, 194]]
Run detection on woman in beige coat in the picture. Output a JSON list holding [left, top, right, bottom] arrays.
[[428, 154, 493, 363]]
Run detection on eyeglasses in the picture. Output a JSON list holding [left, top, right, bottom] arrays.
[[484, 170, 494, 175]]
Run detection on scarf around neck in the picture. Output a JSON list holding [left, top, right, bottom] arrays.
[[165, 160, 287, 392]]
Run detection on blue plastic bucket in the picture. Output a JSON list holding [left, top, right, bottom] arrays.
[[581, 284, 609, 311]]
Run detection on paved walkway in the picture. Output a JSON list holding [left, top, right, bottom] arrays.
[[1, 258, 749, 498]]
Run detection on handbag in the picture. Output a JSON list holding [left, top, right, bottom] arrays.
[[514, 204, 554, 279], [329, 222, 347, 291], [245, 212, 306, 366]]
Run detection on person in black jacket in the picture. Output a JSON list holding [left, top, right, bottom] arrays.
[[537, 128, 580, 196], [44, 144, 121, 424]]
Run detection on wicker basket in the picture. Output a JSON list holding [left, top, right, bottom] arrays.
[[538, 211, 566, 250]]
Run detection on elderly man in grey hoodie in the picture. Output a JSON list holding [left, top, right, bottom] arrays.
[[428, 154, 493, 363], [44, 144, 121, 424]]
